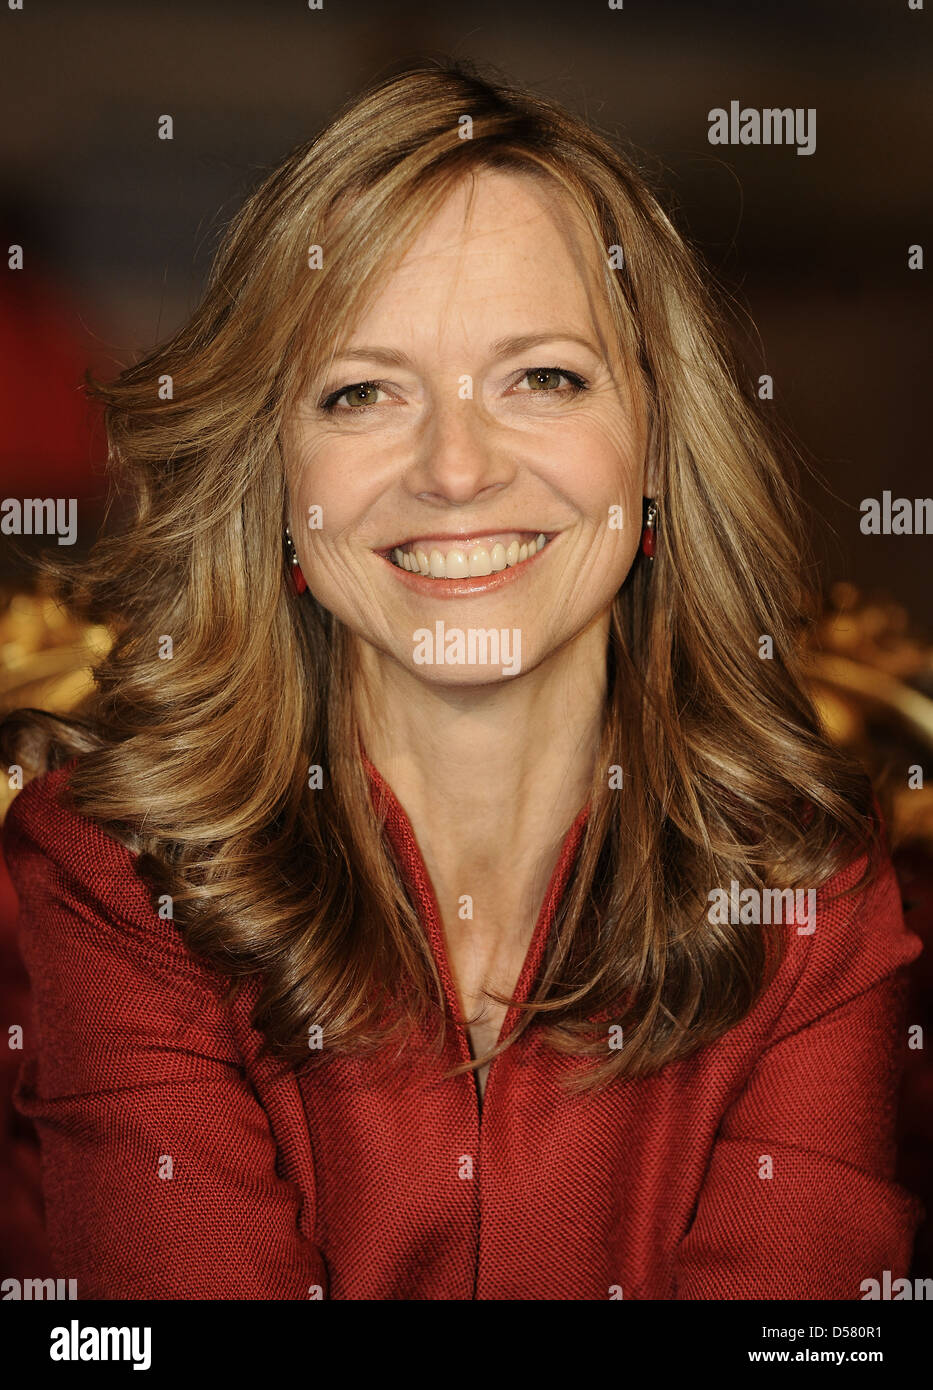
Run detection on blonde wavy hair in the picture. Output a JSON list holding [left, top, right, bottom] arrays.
[[2, 60, 880, 1090]]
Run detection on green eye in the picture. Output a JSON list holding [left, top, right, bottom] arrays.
[[344, 383, 381, 407], [525, 369, 564, 391]]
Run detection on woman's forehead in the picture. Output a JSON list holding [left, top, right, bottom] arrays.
[[344, 168, 613, 345], [398, 167, 598, 274]]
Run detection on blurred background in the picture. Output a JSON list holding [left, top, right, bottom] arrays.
[[1, 0, 931, 1280]]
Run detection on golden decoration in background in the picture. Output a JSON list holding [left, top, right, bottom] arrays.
[[1, 582, 932, 845], [802, 583, 933, 851], [0, 588, 112, 819]]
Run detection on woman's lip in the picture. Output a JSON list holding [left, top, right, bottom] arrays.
[[378, 533, 556, 598]]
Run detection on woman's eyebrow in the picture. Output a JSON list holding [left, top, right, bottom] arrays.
[[330, 346, 411, 368], [489, 331, 603, 359], [331, 331, 603, 369]]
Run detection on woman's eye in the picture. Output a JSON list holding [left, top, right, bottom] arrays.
[[319, 368, 587, 414], [321, 381, 386, 412], [514, 368, 587, 395]]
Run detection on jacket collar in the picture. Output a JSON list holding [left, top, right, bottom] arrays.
[[361, 749, 589, 1032]]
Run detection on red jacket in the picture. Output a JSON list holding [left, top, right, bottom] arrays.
[[2, 761, 924, 1300]]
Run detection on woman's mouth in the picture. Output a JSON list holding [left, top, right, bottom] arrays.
[[381, 531, 551, 579]]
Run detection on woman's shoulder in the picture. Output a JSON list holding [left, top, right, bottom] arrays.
[[3, 765, 256, 1096], [4, 762, 134, 869], [767, 841, 923, 1040], [2, 764, 201, 978]]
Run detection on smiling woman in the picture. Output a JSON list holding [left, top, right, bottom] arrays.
[[285, 169, 646, 675], [0, 60, 922, 1301]]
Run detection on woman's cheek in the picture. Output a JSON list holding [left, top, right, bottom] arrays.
[[288, 452, 357, 567]]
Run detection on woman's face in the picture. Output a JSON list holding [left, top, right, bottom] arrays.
[[285, 168, 648, 685]]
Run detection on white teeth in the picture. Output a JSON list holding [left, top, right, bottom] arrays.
[[444, 548, 469, 579], [388, 534, 551, 579]]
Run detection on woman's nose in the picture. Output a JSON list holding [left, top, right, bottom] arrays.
[[406, 394, 516, 505]]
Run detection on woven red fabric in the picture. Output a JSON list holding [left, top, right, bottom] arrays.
[[1, 761, 925, 1300]]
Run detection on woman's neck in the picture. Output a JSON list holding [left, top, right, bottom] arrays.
[[353, 615, 607, 934]]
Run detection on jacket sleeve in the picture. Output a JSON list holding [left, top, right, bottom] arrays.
[[2, 770, 329, 1300], [673, 851, 925, 1299]]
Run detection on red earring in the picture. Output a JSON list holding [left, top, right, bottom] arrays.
[[641, 499, 658, 560], [285, 528, 307, 594]]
